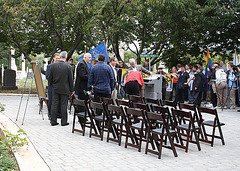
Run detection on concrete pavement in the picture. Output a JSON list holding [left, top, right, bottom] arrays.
[[0, 95, 239, 171]]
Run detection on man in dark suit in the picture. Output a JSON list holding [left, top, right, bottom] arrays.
[[49, 51, 74, 126], [46, 53, 60, 120], [75, 53, 92, 101], [193, 66, 204, 106], [74, 53, 92, 125]]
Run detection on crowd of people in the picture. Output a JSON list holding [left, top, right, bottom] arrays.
[[46, 52, 239, 126]]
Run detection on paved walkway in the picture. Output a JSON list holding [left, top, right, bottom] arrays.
[[0, 95, 240, 171]]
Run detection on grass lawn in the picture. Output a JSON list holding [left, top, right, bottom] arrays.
[[0, 79, 48, 94]]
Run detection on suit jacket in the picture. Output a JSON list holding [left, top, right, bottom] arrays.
[[49, 60, 73, 95], [128, 65, 151, 75], [46, 64, 52, 94], [75, 60, 90, 94], [193, 72, 204, 92]]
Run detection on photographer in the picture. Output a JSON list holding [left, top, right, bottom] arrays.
[[226, 63, 237, 109]]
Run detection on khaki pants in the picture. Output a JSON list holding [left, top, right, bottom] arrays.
[[227, 87, 236, 108], [111, 88, 117, 105], [216, 82, 227, 107]]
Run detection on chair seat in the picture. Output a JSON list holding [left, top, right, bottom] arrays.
[[177, 124, 199, 130], [95, 115, 107, 121], [202, 120, 225, 127], [152, 128, 175, 135], [112, 118, 125, 124], [76, 112, 89, 117], [131, 122, 146, 129]]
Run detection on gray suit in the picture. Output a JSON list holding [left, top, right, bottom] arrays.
[[49, 60, 73, 125], [128, 65, 151, 75]]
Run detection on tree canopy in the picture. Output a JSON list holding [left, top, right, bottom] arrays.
[[0, 0, 239, 67]]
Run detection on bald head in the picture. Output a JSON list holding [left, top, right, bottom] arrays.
[[84, 53, 92, 64]]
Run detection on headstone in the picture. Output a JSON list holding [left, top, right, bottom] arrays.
[[2, 69, 17, 90], [0, 66, 2, 87]]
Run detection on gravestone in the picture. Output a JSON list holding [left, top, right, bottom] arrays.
[[0, 66, 2, 87], [2, 69, 17, 90]]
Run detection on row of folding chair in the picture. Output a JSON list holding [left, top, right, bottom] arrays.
[[128, 95, 225, 148], [72, 96, 225, 159]]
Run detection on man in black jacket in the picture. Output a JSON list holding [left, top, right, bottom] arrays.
[[193, 66, 204, 106], [75, 53, 92, 101], [49, 51, 73, 126]]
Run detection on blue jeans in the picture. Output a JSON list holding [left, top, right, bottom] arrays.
[[117, 83, 125, 98], [188, 87, 194, 103]]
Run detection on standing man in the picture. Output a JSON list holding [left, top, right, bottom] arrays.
[[109, 57, 118, 104], [226, 62, 237, 109], [220, 60, 227, 73], [128, 58, 152, 96], [75, 53, 92, 101], [117, 61, 125, 99], [49, 51, 73, 126], [193, 66, 204, 106], [88, 54, 114, 102], [46, 53, 60, 120], [156, 65, 167, 100]]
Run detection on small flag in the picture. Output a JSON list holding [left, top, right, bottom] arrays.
[[78, 43, 109, 69], [233, 49, 238, 66], [205, 49, 213, 78]]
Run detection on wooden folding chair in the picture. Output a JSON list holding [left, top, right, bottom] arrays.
[[125, 107, 148, 152], [106, 104, 132, 146], [171, 109, 201, 152], [99, 97, 115, 105], [197, 107, 225, 146], [128, 95, 144, 107], [72, 99, 96, 136], [116, 99, 131, 107], [89, 101, 108, 140], [68, 94, 76, 114], [133, 103, 150, 112], [160, 100, 177, 109], [143, 97, 161, 106], [145, 111, 178, 159]]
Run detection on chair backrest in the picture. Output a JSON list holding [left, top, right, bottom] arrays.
[[143, 97, 160, 106], [133, 103, 150, 112], [107, 104, 127, 121], [116, 99, 131, 107], [99, 97, 115, 105], [125, 107, 147, 125], [161, 100, 177, 109], [178, 103, 199, 120], [171, 108, 193, 125], [151, 105, 170, 115], [145, 111, 169, 130], [128, 95, 143, 104], [73, 99, 90, 113], [89, 101, 106, 117], [197, 106, 219, 124]]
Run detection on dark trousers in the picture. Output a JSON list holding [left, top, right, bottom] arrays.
[[126, 81, 140, 96], [51, 91, 68, 125], [169, 83, 176, 101], [210, 87, 217, 107], [162, 88, 166, 100], [193, 90, 202, 106], [78, 92, 89, 124], [176, 87, 186, 103], [48, 91, 61, 119], [94, 91, 111, 115]]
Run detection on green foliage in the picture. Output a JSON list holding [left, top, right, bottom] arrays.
[[0, 129, 28, 171], [0, 103, 5, 111], [1, 129, 28, 152]]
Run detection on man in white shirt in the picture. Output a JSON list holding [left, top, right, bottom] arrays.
[[109, 57, 118, 104]]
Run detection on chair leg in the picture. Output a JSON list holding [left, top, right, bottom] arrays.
[[185, 130, 191, 153], [168, 133, 178, 157], [211, 126, 217, 147], [125, 127, 129, 148], [158, 134, 164, 159], [72, 114, 76, 133], [193, 129, 201, 151], [138, 129, 143, 152], [218, 126, 225, 145], [82, 117, 86, 136]]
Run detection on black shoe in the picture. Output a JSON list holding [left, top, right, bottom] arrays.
[[61, 123, 69, 126], [51, 122, 59, 126], [57, 116, 61, 119]]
